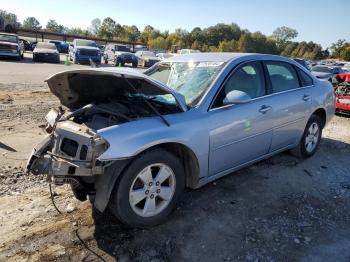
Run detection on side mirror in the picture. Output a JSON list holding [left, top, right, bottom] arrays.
[[223, 90, 252, 105]]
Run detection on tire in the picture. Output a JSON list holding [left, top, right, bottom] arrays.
[[132, 62, 137, 68], [291, 115, 323, 158], [104, 56, 108, 64], [109, 149, 185, 228]]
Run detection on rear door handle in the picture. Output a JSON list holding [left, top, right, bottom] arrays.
[[303, 95, 311, 101], [259, 105, 272, 114]]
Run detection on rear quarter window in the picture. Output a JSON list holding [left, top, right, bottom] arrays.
[[295, 67, 313, 87]]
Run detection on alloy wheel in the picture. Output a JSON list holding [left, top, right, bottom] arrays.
[[305, 122, 320, 153], [129, 163, 176, 217]]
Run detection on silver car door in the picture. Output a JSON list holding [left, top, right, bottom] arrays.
[[208, 61, 273, 176], [262, 61, 313, 152]]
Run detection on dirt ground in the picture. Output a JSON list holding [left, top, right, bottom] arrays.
[[0, 54, 350, 262]]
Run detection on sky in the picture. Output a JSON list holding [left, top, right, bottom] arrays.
[[3, 0, 350, 48]]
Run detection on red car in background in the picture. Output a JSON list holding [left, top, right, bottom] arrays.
[[334, 74, 350, 115]]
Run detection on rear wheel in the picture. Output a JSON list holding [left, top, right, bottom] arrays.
[[109, 149, 185, 228], [291, 115, 323, 158]]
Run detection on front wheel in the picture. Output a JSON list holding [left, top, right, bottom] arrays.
[[291, 115, 323, 158], [109, 149, 185, 228]]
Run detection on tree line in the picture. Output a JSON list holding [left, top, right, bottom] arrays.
[[1, 9, 349, 61]]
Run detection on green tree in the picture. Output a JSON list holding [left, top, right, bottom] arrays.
[[218, 40, 237, 52], [330, 39, 346, 58], [122, 25, 140, 42], [148, 36, 168, 49], [340, 47, 350, 61], [22, 17, 41, 30], [237, 33, 255, 53], [272, 26, 298, 49], [46, 19, 65, 33], [99, 17, 116, 39], [0, 9, 18, 32], [66, 27, 84, 35], [89, 18, 101, 36], [203, 23, 241, 47]]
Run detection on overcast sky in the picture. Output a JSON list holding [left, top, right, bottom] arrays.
[[3, 0, 350, 48]]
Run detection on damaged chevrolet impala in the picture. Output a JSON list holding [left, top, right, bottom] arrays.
[[27, 53, 335, 227]]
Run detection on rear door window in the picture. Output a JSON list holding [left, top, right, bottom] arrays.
[[265, 61, 300, 93]]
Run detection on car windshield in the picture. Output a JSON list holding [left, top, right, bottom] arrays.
[[76, 40, 97, 47], [147, 61, 225, 106], [115, 45, 130, 52], [312, 66, 333, 73], [36, 43, 57, 50], [0, 34, 18, 43]]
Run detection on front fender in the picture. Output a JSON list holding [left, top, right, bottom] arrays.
[[97, 117, 199, 161]]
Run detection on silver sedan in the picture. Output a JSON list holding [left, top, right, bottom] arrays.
[[27, 53, 335, 227]]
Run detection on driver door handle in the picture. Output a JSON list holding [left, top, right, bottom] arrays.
[[259, 105, 272, 114], [303, 95, 311, 101]]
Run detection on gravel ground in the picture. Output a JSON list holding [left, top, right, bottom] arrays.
[[0, 55, 350, 261]]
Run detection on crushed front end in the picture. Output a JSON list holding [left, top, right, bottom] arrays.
[[334, 74, 350, 115], [27, 107, 110, 194]]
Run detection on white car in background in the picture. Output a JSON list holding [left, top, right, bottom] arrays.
[[156, 53, 176, 60], [179, 49, 200, 55], [342, 63, 350, 73]]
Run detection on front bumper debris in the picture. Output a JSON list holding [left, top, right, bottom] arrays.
[[27, 120, 108, 185]]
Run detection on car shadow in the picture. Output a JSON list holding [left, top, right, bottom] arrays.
[[91, 137, 350, 261]]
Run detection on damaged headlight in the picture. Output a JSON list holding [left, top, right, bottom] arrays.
[[45, 109, 59, 127]]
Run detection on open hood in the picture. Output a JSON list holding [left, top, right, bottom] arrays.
[[46, 68, 187, 111]]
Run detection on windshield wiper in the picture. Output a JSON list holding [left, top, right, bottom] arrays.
[[121, 75, 170, 127]]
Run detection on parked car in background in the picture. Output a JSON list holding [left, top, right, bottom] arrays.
[[104, 44, 138, 67], [49, 40, 69, 53], [342, 63, 350, 73], [179, 49, 200, 55], [311, 65, 345, 82], [0, 32, 23, 60], [156, 53, 175, 60], [135, 50, 160, 67], [97, 44, 105, 54], [69, 39, 101, 65], [27, 53, 335, 228], [33, 42, 60, 63], [334, 74, 350, 115], [293, 58, 310, 70]]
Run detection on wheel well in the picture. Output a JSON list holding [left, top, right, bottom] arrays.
[[312, 108, 326, 128], [142, 143, 200, 189]]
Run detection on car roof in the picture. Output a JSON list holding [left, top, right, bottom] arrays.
[[164, 52, 288, 63]]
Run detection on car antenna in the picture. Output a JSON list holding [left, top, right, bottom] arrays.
[[121, 74, 170, 127]]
